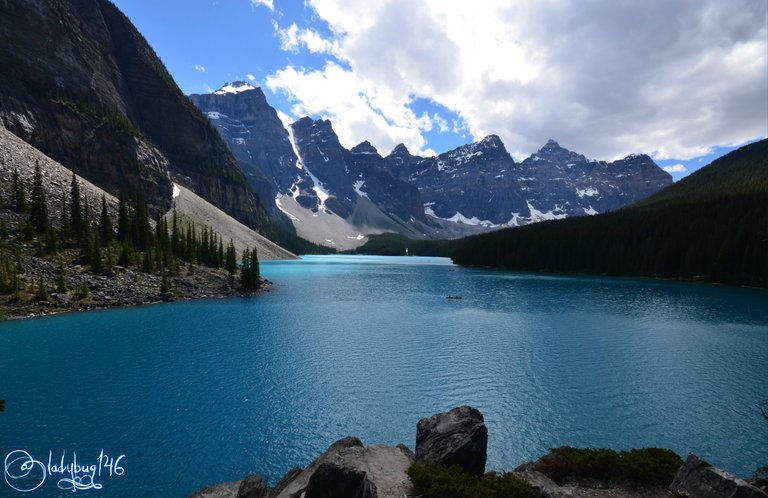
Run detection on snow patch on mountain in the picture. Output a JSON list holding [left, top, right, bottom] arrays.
[[424, 205, 498, 227], [576, 187, 599, 198], [285, 125, 305, 171], [305, 167, 330, 212], [353, 180, 368, 198], [275, 194, 299, 221], [317, 145, 329, 162], [507, 213, 523, 227], [213, 81, 257, 95], [527, 201, 568, 222]]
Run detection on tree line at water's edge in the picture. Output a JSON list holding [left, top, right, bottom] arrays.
[[357, 139, 768, 288], [0, 163, 264, 315]]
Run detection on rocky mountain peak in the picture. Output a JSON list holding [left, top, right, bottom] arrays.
[[213, 81, 257, 95], [440, 135, 512, 167], [532, 139, 587, 164], [351, 141, 379, 156], [622, 152, 653, 163], [291, 116, 335, 136], [537, 138, 566, 153], [389, 143, 412, 158], [479, 134, 505, 150]]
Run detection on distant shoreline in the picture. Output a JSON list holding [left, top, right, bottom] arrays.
[[0, 251, 273, 322], [2, 282, 272, 322]]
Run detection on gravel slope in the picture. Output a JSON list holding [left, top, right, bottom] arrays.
[[170, 184, 296, 261]]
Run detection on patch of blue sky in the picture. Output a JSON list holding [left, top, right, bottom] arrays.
[[655, 139, 762, 182], [113, 0, 312, 95], [407, 97, 469, 156]]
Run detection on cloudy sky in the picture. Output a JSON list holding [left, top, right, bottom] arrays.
[[112, 0, 767, 179]]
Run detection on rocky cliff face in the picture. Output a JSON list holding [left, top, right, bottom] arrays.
[[188, 83, 311, 217], [0, 0, 267, 229], [386, 135, 528, 226], [189, 87, 433, 249], [347, 141, 426, 224], [515, 139, 672, 221], [289, 117, 426, 224]]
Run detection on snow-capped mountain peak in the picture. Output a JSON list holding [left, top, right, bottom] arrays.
[[213, 81, 257, 95]]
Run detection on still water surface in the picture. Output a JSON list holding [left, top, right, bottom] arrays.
[[1, 255, 767, 496]]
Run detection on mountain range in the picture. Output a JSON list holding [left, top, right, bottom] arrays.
[[451, 138, 768, 286], [190, 82, 672, 249], [1, 0, 672, 255]]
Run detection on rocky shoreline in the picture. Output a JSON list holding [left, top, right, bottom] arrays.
[[0, 248, 272, 321], [188, 406, 767, 498]]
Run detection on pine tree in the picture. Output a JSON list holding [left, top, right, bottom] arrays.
[[90, 233, 104, 273], [142, 247, 153, 273], [83, 194, 91, 235], [70, 171, 83, 243], [241, 248, 251, 290], [131, 190, 150, 251], [240, 247, 261, 292], [12, 168, 27, 212], [11, 270, 22, 300], [57, 258, 68, 294], [0, 258, 10, 293], [23, 219, 34, 241], [44, 224, 58, 254], [9, 251, 23, 301], [30, 161, 48, 233], [160, 270, 172, 293], [250, 247, 260, 285], [59, 195, 70, 242], [117, 188, 130, 242], [118, 239, 135, 266], [77, 280, 89, 300], [171, 210, 180, 255], [225, 239, 237, 276], [35, 276, 49, 301], [99, 195, 113, 245]]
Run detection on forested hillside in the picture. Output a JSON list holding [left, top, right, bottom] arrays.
[[450, 140, 768, 287]]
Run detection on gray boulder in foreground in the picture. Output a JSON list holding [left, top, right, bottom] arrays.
[[186, 480, 242, 498], [236, 474, 269, 498], [415, 405, 488, 476], [272, 437, 414, 498], [670, 453, 767, 498]]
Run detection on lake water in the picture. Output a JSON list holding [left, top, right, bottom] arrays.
[[1, 255, 767, 497]]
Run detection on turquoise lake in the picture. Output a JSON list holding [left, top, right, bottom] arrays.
[[1, 255, 767, 496]]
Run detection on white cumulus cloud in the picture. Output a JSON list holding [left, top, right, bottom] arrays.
[[250, 0, 273, 10], [194, 64, 206, 73], [663, 164, 688, 173], [246, 74, 256, 82], [265, 0, 767, 161], [267, 62, 436, 155], [276, 22, 340, 56]]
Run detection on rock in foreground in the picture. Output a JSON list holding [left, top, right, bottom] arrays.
[[415, 405, 488, 476], [670, 453, 767, 498], [272, 437, 414, 498], [188, 407, 764, 498]]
